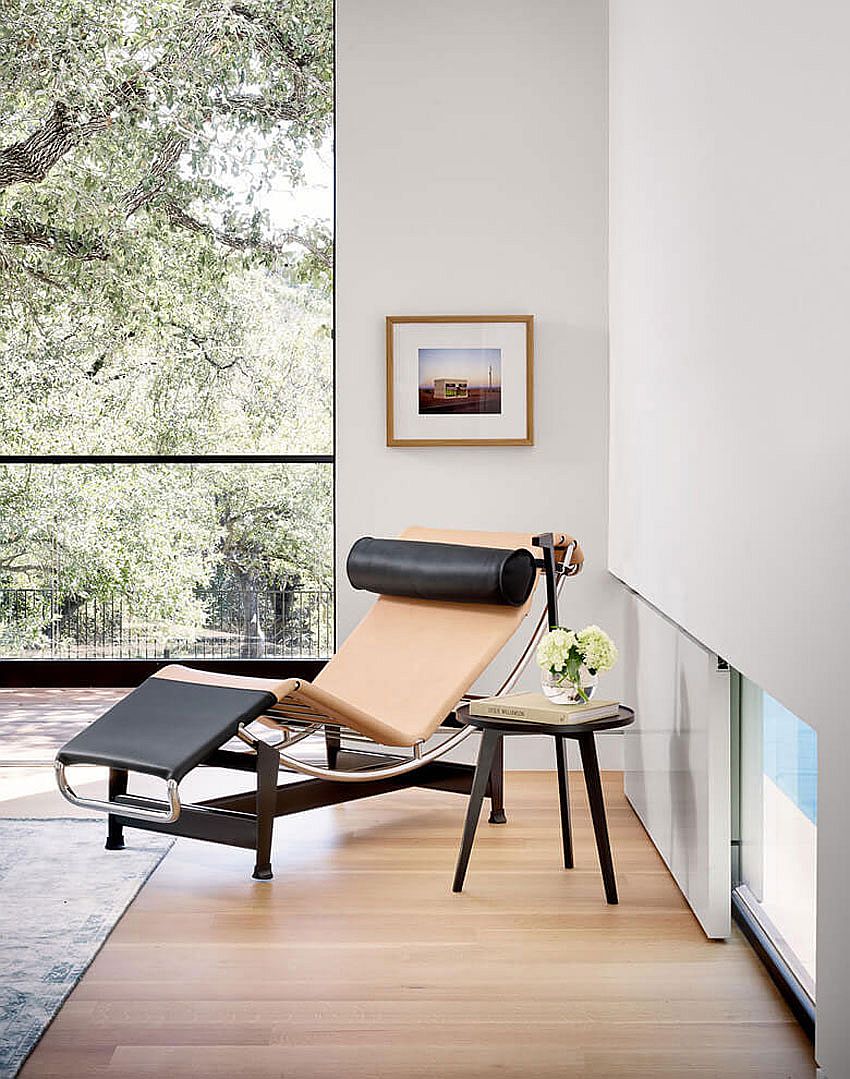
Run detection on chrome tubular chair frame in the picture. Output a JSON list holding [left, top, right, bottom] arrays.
[[55, 759, 182, 824]]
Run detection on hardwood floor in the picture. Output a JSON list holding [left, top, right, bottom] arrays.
[[0, 687, 126, 764], [18, 766, 815, 1078]]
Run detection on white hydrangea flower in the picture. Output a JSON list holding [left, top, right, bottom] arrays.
[[536, 627, 578, 672], [577, 624, 618, 673]]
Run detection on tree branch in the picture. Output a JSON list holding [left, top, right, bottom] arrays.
[[164, 199, 330, 267], [1, 194, 328, 272], [1, 218, 108, 261], [226, 4, 321, 122], [0, 557, 48, 574], [165, 320, 241, 371], [229, 4, 313, 69], [0, 101, 112, 191], [217, 92, 302, 123], [122, 132, 188, 216], [283, 227, 333, 269], [0, 77, 147, 193], [0, 247, 62, 288], [164, 199, 279, 254]]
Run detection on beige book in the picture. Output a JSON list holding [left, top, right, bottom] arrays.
[[469, 692, 620, 725]]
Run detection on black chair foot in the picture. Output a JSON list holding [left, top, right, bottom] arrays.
[[252, 864, 273, 881], [488, 810, 507, 824], [104, 837, 125, 851]]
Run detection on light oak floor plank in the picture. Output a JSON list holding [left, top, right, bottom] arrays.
[[19, 771, 815, 1078]]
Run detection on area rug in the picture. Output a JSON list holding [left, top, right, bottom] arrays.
[[0, 818, 172, 1077]]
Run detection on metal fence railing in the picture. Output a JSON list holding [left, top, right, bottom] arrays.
[[0, 587, 334, 660]]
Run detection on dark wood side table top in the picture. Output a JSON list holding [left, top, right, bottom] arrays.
[[455, 702, 636, 738]]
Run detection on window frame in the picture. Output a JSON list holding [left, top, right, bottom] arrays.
[[0, 5, 337, 688]]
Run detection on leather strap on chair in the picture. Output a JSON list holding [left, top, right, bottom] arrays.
[[552, 533, 584, 574]]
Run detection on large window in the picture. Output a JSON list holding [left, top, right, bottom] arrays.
[[0, 2, 333, 665], [733, 673, 817, 1017]]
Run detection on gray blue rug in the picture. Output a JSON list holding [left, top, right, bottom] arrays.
[[0, 818, 172, 1077]]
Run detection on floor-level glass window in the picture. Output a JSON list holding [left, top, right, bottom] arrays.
[[735, 675, 817, 1001]]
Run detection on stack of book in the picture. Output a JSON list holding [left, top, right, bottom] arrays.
[[469, 692, 620, 725]]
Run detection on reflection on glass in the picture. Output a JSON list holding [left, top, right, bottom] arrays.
[[0, 464, 332, 660], [737, 678, 817, 997]]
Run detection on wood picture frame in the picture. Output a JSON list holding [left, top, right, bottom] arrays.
[[386, 315, 534, 447]]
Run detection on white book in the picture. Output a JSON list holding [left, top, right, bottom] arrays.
[[469, 692, 620, 725]]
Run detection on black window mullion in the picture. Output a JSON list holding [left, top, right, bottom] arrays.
[[0, 455, 334, 465]]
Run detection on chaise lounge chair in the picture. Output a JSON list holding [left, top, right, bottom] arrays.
[[55, 527, 582, 879]]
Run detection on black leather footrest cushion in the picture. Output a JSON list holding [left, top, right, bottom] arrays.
[[56, 677, 277, 782], [347, 537, 537, 606]]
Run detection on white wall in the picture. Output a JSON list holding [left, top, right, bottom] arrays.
[[609, 2, 850, 1072], [336, 0, 625, 769]]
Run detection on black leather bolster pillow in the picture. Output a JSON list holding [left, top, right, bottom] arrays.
[[347, 537, 537, 607]]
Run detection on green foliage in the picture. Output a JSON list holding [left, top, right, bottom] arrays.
[[0, 0, 334, 652], [0, 460, 331, 596]]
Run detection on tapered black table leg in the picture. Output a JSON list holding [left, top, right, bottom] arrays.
[[578, 732, 618, 904], [105, 768, 127, 850], [252, 740, 279, 881], [452, 730, 500, 892], [554, 736, 574, 869], [487, 734, 507, 823]]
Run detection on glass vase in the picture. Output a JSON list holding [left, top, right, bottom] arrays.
[[541, 666, 598, 705]]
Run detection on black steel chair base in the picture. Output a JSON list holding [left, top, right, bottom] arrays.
[[105, 768, 128, 851], [99, 732, 505, 880], [488, 810, 507, 824]]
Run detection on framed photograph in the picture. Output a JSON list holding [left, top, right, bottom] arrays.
[[386, 315, 534, 446]]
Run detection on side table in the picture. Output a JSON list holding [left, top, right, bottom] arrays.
[[452, 703, 636, 903]]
